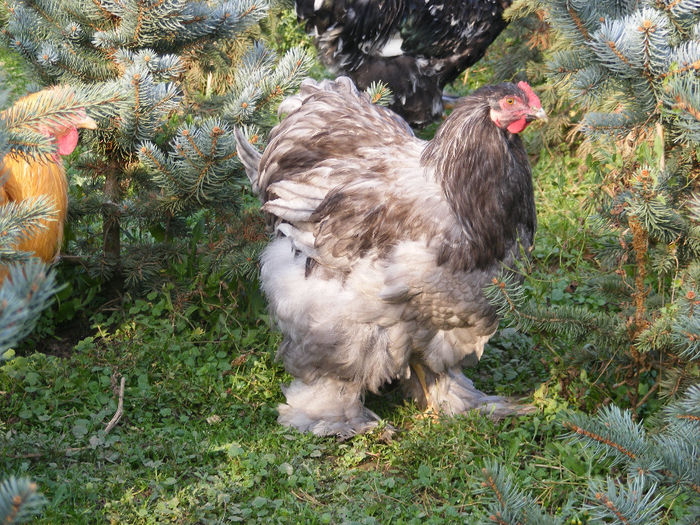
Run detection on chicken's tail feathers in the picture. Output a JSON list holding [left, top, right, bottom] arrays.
[[234, 127, 262, 196]]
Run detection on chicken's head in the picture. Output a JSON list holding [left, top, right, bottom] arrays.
[[489, 82, 547, 134], [39, 109, 97, 158]]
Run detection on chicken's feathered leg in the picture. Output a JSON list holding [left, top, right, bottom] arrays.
[[277, 378, 381, 439], [404, 366, 534, 419]]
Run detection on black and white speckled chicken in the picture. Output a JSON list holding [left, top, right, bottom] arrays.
[[234, 76, 546, 438], [295, 0, 513, 126]]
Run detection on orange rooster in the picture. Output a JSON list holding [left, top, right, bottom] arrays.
[[0, 87, 96, 278]]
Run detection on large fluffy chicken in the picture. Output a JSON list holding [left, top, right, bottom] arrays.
[[295, 0, 514, 126], [0, 87, 96, 281], [235, 76, 546, 437]]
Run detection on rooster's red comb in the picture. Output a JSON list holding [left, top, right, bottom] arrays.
[[517, 81, 541, 109]]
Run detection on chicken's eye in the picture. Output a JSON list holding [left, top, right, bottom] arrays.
[[506, 98, 514, 105]]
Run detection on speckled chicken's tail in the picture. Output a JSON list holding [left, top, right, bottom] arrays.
[[233, 127, 262, 196]]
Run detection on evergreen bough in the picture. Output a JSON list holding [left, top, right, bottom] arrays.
[[477, 387, 699, 523], [0, 82, 97, 525], [482, 1, 699, 521], [487, 0, 700, 404], [1, 0, 312, 292], [0, 477, 44, 524]]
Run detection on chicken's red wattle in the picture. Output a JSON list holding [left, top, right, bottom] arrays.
[[55, 127, 79, 156], [507, 118, 528, 133]]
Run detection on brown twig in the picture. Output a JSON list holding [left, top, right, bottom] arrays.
[[629, 215, 649, 332], [58, 254, 91, 270], [635, 377, 660, 408], [595, 491, 630, 524], [104, 376, 126, 435]]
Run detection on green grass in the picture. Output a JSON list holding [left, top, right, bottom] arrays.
[[1, 298, 598, 524], [1, 144, 690, 525]]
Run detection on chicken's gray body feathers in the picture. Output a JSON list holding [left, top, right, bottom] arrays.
[[235, 77, 536, 436]]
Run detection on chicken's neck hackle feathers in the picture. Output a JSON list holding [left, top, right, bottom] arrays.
[[0, 157, 67, 262], [422, 84, 536, 270]]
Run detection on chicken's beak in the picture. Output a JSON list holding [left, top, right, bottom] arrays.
[[526, 107, 548, 123], [77, 115, 98, 130]]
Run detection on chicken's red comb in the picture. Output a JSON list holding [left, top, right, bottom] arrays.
[[517, 81, 541, 109]]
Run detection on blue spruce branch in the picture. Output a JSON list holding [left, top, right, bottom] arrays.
[[0, 477, 45, 524]]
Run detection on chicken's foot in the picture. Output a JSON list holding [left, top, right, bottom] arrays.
[[410, 362, 431, 407], [410, 362, 440, 420]]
